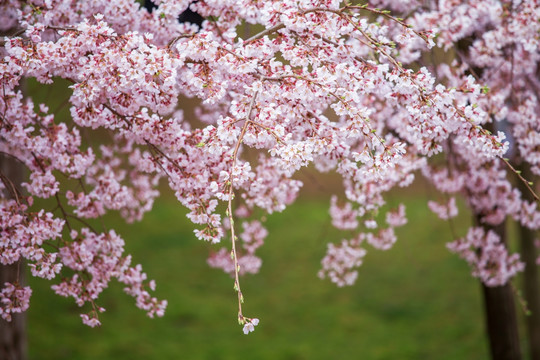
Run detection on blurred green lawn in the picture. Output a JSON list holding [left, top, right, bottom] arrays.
[[27, 188, 494, 360]]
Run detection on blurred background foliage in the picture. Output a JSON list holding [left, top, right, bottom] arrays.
[[27, 181, 498, 359]]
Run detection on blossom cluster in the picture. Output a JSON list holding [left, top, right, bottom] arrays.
[[0, 282, 32, 322], [208, 219, 267, 276], [319, 204, 407, 286], [447, 227, 525, 287]]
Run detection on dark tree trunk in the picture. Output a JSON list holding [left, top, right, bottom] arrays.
[[0, 265, 27, 360], [0, 155, 27, 360], [519, 223, 540, 360], [482, 283, 522, 360], [516, 164, 540, 360], [478, 221, 522, 360]]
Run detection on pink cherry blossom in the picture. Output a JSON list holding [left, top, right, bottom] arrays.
[[447, 227, 524, 287], [0, 283, 32, 322]]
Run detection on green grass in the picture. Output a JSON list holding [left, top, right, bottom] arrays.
[[26, 189, 493, 360]]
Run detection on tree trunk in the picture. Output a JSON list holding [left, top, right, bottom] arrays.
[[519, 223, 540, 360], [0, 155, 27, 360], [482, 283, 522, 360], [516, 164, 540, 360], [478, 221, 522, 360], [0, 265, 27, 360]]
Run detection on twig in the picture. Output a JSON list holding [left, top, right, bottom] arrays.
[[227, 78, 261, 325], [501, 158, 540, 202]]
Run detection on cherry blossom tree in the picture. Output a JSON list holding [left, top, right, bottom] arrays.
[[0, 1, 538, 359], [409, 2, 540, 359]]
